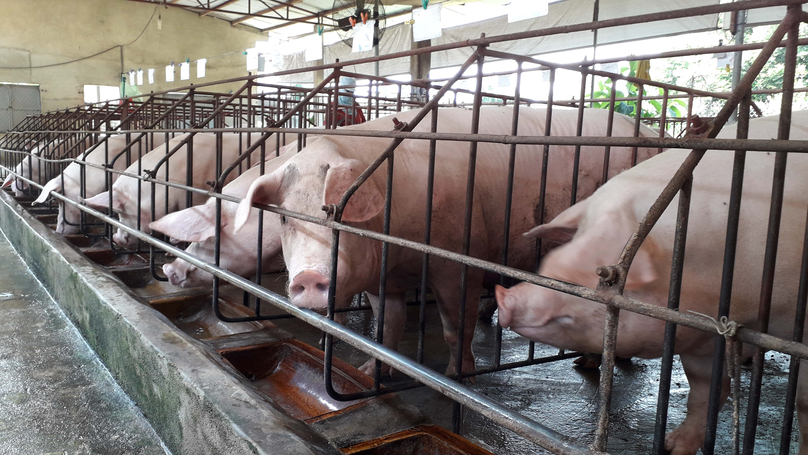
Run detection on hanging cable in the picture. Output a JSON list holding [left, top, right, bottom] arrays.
[[0, 3, 159, 70]]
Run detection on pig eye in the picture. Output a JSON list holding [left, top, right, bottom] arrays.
[[280, 215, 287, 225]]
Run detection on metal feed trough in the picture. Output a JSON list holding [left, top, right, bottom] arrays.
[[2, 1, 808, 453]]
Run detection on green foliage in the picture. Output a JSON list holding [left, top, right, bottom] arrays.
[[591, 61, 687, 119], [717, 24, 808, 103]]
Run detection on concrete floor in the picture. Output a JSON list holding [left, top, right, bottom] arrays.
[[266, 291, 801, 454], [0, 231, 169, 455]]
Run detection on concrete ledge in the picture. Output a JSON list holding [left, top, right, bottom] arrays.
[[0, 191, 337, 455]]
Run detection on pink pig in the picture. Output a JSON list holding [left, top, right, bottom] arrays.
[[149, 142, 300, 287], [84, 133, 296, 249], [236, 106, 659, 377], [33, 134, 167, 235], [495, 111, 808, 455]]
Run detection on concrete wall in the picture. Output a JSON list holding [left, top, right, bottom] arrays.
[[0, 0, 264, 112]]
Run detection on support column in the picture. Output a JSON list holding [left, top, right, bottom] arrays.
[[410, 40, 431, 103]]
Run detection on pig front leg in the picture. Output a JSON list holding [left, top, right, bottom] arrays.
[[665, 354, 730, 455], [432, 269, 482, 379], [359, 293, 406, 379]]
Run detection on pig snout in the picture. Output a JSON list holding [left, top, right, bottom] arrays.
[[163, 263, 186, 287], [288, 270, 330, 308], [113, 230, 138, 250], [494, 285, 513, 328]]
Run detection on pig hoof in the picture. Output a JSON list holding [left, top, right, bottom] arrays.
[[573, 354, 602, 370], [358, 359, 395, 379], [664, 428, 701, 455], [444, 361, 477, 384]]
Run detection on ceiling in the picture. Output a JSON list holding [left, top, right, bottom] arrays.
[[126, 0, 429, 35]]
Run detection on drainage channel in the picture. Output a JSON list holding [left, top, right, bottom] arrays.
[[10, 188, 497, 455]]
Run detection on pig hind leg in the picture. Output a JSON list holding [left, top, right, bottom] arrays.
[[359, 293, 407, 378], [665, 353, 730, 455]]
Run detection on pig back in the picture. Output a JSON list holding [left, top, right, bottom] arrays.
[[327, 106, 659, 273]]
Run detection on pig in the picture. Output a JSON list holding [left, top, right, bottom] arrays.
[[83, 132, 296, 249], [148, 142, 299, 287], [235, 106, 660, 377], [32, 134, 167, 235], [3, 141, 49, 196], [495, 111, 808, 455]]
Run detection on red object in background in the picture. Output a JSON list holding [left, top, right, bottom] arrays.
[[328, 102, 366, 127]]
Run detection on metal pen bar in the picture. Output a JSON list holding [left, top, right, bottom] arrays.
[[652, 175, 693, 454], [452, 45, 486, 435], [418, 105, 439, 365], [741, 6, 800, 452]]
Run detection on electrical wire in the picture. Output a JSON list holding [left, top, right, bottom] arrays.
[[0, 3, 160, 70]]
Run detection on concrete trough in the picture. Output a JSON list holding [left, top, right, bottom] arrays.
[[0, 189, 338, 455]]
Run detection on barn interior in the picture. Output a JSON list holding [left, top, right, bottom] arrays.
[[0, 1, 807, 454]]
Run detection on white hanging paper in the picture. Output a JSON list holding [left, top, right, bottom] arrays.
[[129, 70, 137, 86], [166, 65, 175, 82], [136, 70, 144, 86], [352, 19, 375, 53], [180, 62, 190, 80], [246, 48, 259, 71], [197, 59, 206, 78], [412, 4, 442, 42], [305, 33, 323, 62], [714, 52, 734, 70], [148, 68, 155, 84], [508, 0, 549, 23]]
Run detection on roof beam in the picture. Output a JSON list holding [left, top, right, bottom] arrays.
[[201, 0, 241, 16], [230, 0, 304, 25]]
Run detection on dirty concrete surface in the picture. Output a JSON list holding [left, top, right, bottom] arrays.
[[0, 231, 169, 455], [260, 286, 800, 454]]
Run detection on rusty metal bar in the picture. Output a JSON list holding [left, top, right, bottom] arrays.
[[741, 5, 800, 452]]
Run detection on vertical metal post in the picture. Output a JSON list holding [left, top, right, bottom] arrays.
[[496, 62, 522, 367], [652, 175, 694, 454], [452, 44, 486, 435], [741, 7, 799, 453], [418, 105, 439, 365]]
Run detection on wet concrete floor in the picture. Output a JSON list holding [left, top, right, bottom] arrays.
[[261, 288, 800, 454], [0, 231, 169, 455]]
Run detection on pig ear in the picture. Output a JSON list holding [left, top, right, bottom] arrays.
[[235, 172, 282, 233], [2, 173, 14, 188], [323, 159, 384, 223], [33, 178, 62, 205], [523, 200, 589, 244], [149, 205, 220, 243], [624, 246, 659, 290], [83, 191, 116, 210]]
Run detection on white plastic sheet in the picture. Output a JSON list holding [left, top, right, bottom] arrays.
[[352, 19, 375, 53], [508, 0, 548, 23], [166, 65, 174, 82], [129, 70, 137, 86], [136, 70, 143, 86], [413, 4, 442, 42], [148, 68, 155, 84], [432, 0, 720, 69], [180, 62, 190, 80]]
